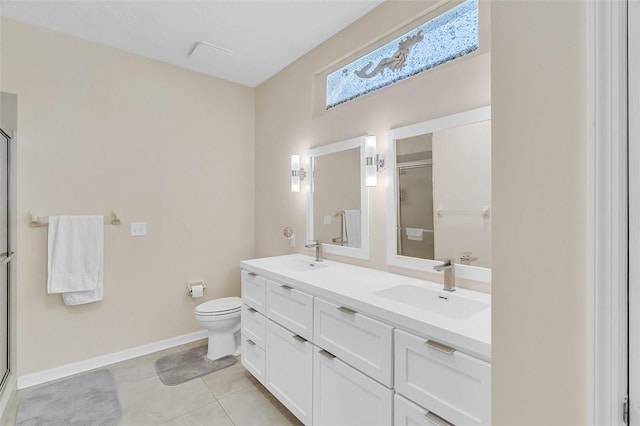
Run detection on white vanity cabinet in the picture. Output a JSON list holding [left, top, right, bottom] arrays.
[[313, 346, 393, 426], [241, 271, 267, 385], [394, 329, 491, 426], [240, 260, 492, 426], [265, 319, 313, 425], [241, 270, 315, 425]]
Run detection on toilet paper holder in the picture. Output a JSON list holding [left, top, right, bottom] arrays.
[[187, 281, 206, 296]]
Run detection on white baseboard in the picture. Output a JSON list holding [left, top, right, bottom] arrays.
[[17, 330, 208, 390]]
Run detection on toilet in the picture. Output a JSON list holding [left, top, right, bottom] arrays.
[[194, 296, 242, 361]]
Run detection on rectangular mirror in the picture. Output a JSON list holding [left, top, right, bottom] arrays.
[[386, 106, 491, 282], [307, 136, 370, 259]]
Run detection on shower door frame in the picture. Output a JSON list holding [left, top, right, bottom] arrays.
[[0, 128, 12, 393], [587, 0, 629, 424]]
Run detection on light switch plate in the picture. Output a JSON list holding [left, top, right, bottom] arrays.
[[323, 215, 331, 225], [130, 222, 146, 236]]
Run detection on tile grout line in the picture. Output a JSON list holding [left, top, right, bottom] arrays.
[[200, 375, 238, 426], [215, 392, 238, 426]]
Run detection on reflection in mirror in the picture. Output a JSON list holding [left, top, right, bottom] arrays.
[[396, 134, 434, 259], [307, 136, 369, 260], [386, 106, 491, 282], [313, 148, 361, 248]]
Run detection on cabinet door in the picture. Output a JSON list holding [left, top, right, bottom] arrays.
[[395, 329, 491, 426], [266, 281, 314, 341], [313, 346, 392, 426], [241, 334, 265, 385], [266, 320, 313, 425], [241, 271, 266, 314], [241, 304, 266, 349], [314, 298, 393, 386]]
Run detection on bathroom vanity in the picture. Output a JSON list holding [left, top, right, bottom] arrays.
[[240, 254, 491, 426]]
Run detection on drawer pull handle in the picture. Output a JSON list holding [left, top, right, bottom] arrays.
[[247, 272, 257, 277], [424, 411, 453, 426], [280, 284, 293, 290], [292, 334, 307, 343], [425, 340, 456, 355], [337, 306, 357, 315], [246, 306, 257, 313], [319, 349, 336, 359], [245, 338, 257, 346]]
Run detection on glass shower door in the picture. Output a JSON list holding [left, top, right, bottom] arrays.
[[397, 163, 435, 259]]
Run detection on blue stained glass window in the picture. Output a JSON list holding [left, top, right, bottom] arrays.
[[326, 0, 479, 109]]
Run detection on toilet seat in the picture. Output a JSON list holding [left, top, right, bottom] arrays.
[[195, 297, 242, 316]]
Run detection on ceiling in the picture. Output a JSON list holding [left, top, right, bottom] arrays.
[[0, 1, 383, 87]]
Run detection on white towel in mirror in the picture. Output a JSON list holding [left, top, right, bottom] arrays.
[[405, 227, 424, 241], [343, 210, 361, 248]]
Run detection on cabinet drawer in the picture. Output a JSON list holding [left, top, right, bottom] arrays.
[[314, 298, 393, 386], [241, 304, 266, 349], [394, 393, 453, 426], [266, 320, 313, 425], [266, 281, 314, 341], [313, 346, 392, 426], [241, 334, 265, 385], [395, 329, 491, 426], [241, 270, 266, 314]]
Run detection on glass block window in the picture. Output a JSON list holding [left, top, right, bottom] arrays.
[[326, 0, 479, 109]]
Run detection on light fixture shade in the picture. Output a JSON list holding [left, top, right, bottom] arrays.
[[365, 135, 377, 187], [291, 154, 301, 192]]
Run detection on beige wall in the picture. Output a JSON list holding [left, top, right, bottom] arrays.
[[254, 1, 491, 289], [491, 2, 586, 425], [1, 19, 255, 375]]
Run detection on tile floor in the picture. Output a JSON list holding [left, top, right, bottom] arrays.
[[2, 339, 303, 426]]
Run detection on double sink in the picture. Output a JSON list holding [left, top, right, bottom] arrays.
[[269, 254, 489, 321]]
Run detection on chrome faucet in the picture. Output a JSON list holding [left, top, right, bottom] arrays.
[[305, 240, 323, 262], [433, 258, 456, 292]]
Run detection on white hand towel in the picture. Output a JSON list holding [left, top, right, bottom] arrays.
[[47, 215, 104, 306], [343, 210, 361, 248], [405, 227, 424, 241]]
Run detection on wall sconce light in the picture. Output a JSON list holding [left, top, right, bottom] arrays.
[[365, 135, 384, 187], [291, 154, 307, 192]]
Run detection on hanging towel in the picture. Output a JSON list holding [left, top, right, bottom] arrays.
[[343, 210, 361, 248], [47, 215, 104, 306], [405, 227, 424, 241]]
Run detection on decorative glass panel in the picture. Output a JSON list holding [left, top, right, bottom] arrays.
[[326, 0, 479, 109]]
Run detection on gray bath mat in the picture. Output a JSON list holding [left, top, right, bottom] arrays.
[[154, 345, 237, 386], [16, 369, 121, 426]]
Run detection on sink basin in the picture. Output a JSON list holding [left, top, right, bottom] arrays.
[[375, 284, 489, 319], [271, 257, 329, 273]]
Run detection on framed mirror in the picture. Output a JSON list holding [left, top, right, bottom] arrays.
[[385, 106, 491, 282], [307, 136, 370, 259]]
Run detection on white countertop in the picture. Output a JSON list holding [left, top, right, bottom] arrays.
[[240, 254, 491, 361]]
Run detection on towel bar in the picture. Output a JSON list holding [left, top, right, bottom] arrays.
[[436, 206, 490, 218], [29, 211, 121, 227]]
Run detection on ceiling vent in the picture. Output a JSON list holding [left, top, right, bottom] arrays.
[[189, 41, 233, 64]]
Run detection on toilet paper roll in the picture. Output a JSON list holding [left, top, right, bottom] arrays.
[[190, 284, 204, 298]]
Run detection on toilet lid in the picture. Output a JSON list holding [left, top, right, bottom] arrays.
[[195, 297, 242, 314]]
